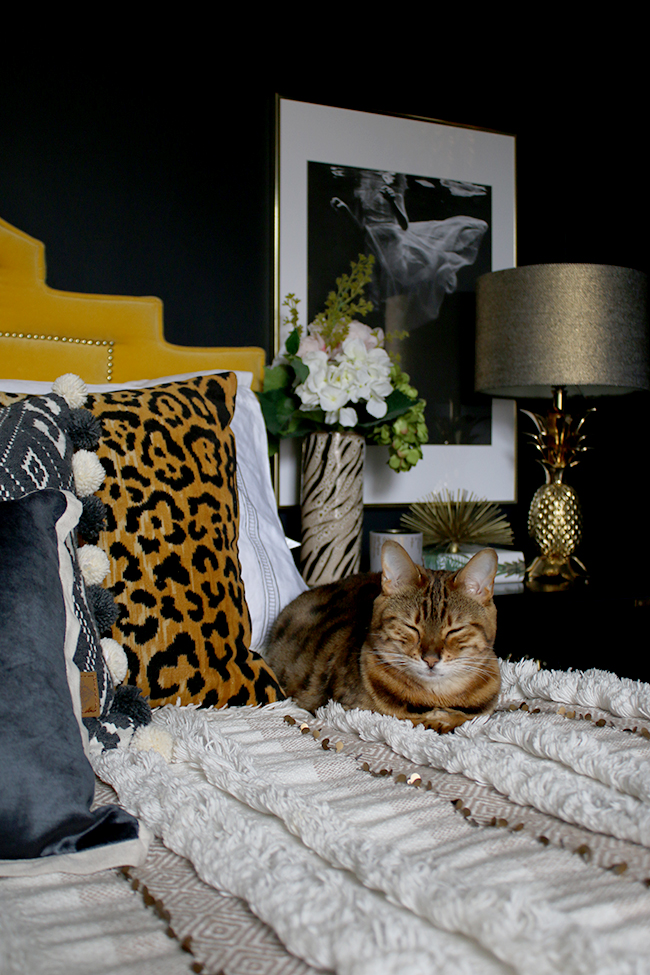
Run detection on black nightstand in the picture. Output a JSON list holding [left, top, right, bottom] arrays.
[[493, 584, 650, 683]]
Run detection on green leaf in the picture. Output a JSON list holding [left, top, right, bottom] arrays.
[[285, 327, 301, 357], [256, 388, 296, 436], [382, 389, 415, 418], [285, 409, 325, 438], [262, 364, 292, 392], [292, 356, 310, 385]]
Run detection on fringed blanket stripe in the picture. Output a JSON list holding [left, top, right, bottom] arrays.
[[94, 696, 650, 975], [320, 703, 650, 846], [500, 659, 650, 720]]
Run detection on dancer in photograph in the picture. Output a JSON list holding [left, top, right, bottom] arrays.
[[331, 169, 488, 331]]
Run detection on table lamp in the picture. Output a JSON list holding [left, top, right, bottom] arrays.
[[475, 263, 648, 589]]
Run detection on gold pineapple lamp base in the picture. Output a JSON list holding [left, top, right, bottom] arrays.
[[526, 553, 587, 592], [522, 386, 591, 592]]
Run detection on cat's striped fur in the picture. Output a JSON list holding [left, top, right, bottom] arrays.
[[266, 541, 500, 734]]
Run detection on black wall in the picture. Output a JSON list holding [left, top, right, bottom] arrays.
[[2, 62, 647, 588]]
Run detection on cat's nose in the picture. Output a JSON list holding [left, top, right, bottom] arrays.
[[422, 650, 440, 669]]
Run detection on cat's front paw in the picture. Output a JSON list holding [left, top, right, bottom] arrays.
[[415, 708, 476, 734]]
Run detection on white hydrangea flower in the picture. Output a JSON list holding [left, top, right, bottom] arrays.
[[72, 449, 105, 497], [294, 328, 394, 429], [318, 378, 349, 414], [339, 342, 391, 413], [101, 637, 128, 685], [365, 393, 389, 419], [339, 335, 369, 365], [78, 544, 110, 586], [295, 349, 329, 408], [338, 406, 359, 427], [130, 723, 175, 762], [330, 357, 360, 401], [52, 373, 88, 409]]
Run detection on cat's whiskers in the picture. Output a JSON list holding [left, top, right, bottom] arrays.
[[368, 643, 495, 683], [443, 657, 496, 678], [369, 646, 417, 673]]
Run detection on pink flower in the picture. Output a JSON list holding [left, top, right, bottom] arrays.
[[346, 320, 384, 351], [298, 330, 327, 357]]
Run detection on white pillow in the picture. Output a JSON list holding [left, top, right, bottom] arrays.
[[230, 383, 308, 648], [0, 370, 307, 652], [0, 369, 254, 395]]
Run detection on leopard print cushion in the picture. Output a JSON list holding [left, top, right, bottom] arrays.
[[0, 392, 24, 409], [86, 374, 284, 709]]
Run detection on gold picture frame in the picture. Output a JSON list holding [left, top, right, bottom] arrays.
[[274, 96, 517, 506]]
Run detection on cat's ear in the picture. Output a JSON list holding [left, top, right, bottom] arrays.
[[381, 540, 425, 594], [454, 548, 498, 604]]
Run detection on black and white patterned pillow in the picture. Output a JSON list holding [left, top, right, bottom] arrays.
[[0, 380, 150, 747], [0, 393, 76, 497]]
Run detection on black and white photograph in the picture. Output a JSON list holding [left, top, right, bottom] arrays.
[[308, 161, 493, 446]]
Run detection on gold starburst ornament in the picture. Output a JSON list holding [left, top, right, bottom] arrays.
[[401, 489, 514, 553]]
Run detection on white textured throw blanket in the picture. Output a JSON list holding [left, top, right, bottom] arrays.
[[93, 661, 650, 975]]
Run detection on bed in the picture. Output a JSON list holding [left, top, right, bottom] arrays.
[[2, 215, 650, 975]]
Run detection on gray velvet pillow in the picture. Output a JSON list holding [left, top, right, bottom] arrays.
[[0, 489, 147, 875]]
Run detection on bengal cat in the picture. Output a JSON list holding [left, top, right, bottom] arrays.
[[265, 540, 501, 734]]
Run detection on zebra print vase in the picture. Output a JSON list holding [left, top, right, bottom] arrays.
[[300, 431, 365, 587]]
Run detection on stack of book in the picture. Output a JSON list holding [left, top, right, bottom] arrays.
[[423, 545, 526, 593]]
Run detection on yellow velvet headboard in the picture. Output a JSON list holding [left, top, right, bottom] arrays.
[[0, 217, 265, 390]]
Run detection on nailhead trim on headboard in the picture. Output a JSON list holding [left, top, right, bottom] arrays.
[[1, 332, 115, 381]]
